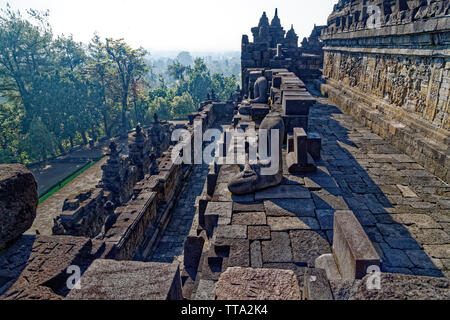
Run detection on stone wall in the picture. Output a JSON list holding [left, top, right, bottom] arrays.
[[52, 188, 111, 238], [97, 102, 234, 261], [52, 121, 175, 239], [320, 0, 450, 183]]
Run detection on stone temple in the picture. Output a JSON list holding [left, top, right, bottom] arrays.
[[1, 1, 450, 300]]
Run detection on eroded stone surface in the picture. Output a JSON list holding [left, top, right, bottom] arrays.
[[353, 273, 450, 300], [67, 260, 183, 300], [215, 267, 301, 300], [0, 165, 38, 250]]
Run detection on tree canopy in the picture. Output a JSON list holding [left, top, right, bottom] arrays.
[[0, 6, 239, 164]]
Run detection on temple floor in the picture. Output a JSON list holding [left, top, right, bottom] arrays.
[[177, 86, 450, 300]]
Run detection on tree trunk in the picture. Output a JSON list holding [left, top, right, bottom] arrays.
[[81, 131, 88, 145], [121, 94, 128, 138], [58, 143, 65, 154]]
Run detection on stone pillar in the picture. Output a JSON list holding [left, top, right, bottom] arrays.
[[129, 124, 147, 180], [294, 127, 308, 164]]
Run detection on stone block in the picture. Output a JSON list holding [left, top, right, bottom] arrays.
[[333, 210, 381, 280], [233, 202, 264, 213], [0, 164, 38, 249], [286, 152, 317, 174], [215, 267, 301, 300], [250, 241, 263, 268], [215, 225, 247, 240], [283, 95, 315, 116], [264, 199, 315, 217], [315, 254, 342, 281], [262, 232, 293, 263], [67, 260, 183, 300], [193, 280, 216, 300], [307, 132, 322, 160], [283, 114, 309, 134], [353, 273, 450, 300], [294, 127, 308, 164], [184, 236, 205, 269], [204, 202, 232, 235], [290, 230, 331, 266], [268, 217, 320, 231], [232, 212, 266, 225], [255, 185, 311, 200], [248, 226, 271, 241], [303, 268, 333, 300]]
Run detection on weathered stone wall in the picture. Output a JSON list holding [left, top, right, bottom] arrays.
[[321, 0, 450, 183], [0, 164, 38, 250], [52, 188, 111, 238], [99, 102, 234, 261]]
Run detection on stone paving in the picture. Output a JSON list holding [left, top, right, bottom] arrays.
[[146, 162, 209, 263], [308, 85, 450, 278], [192, 88, 450, 301]]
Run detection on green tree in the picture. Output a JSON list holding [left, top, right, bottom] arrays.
[[171, 93, 195, 119], [167, 60, 186, 81], [0, 6, 54, 131], [105, 38, 148, 137], [147, 96, 171, 121], [22, 116, 57, 162]]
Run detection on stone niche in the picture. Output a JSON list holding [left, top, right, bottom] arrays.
[[52, 188, 110, 238]]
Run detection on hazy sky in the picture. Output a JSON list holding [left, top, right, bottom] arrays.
[[1, 0, 336, 52]]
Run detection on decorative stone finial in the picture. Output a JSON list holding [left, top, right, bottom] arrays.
[[258, 11, 269, 27], [271, 8, 281, 27]]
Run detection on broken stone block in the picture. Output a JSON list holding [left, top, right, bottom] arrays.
[[303, 268, 333, 300], [0, 164, 38, 249], [353, 273, 450, 300], [67, 260, 183, 300], [207, 171, 218, 196], [215, 267, 301, 300], [198, 197, 209, 228], [333, 210, 381, 280]]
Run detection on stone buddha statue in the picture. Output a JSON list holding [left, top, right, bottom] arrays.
[[228, 112, 285, 195]]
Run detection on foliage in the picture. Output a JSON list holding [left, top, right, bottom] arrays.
[[0, 6, 239, 164]]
